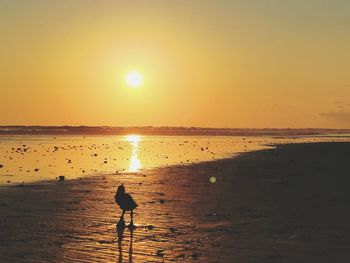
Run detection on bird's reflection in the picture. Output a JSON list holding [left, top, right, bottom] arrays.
[[128, 227, 134, 263], [117, 218, 134, 263]]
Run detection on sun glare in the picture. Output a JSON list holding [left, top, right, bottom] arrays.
[[126, 71, 143, 88], [125, 135, 141, 143], [125, 135, 142, 172]]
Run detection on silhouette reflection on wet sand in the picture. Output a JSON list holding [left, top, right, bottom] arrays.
[[117, 218, 134, 263], [115, 185, 138, 228], [116, 185, 137, 263]]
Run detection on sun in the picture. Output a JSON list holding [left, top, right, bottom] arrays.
[[125, 71, 143, 88]]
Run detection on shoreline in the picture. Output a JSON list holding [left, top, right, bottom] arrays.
[[1, 135, 349, 186], [1, 142, 350, 262]]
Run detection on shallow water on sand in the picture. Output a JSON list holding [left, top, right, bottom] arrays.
[[2, 143, 350, 262], [0, 135, 349, 184]]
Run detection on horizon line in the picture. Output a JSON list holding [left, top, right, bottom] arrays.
[[0, 125, 349, 130]]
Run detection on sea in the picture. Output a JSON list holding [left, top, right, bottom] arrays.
[[0, 134, 349, 184]]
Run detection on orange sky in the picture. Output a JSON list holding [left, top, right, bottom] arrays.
[[0, 1, 349, 128]]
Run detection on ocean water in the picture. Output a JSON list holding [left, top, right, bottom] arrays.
[[0, 134, 349, 184]]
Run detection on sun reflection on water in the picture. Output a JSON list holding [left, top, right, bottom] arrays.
[[125, 135, 142, 172]]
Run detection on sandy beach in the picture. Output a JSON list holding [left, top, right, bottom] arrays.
[[1, 142, 350, 262]]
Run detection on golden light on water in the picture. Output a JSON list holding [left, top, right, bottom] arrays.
[[129, 156, 141, 173], [125, 135, 142, 172], [126, 135, 141, 144]]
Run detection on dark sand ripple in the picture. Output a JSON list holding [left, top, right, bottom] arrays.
[[1, 142, 350, 262]]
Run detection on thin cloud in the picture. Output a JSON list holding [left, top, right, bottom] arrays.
[[332, 101, 349, 110], [319, 111, 350, 122]]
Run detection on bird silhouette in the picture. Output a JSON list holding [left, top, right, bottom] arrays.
[[114, 185, 138, 227]]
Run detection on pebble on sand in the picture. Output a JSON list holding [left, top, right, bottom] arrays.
[[156, 249, 165, 257], [147, 225, 154, 230], [58, 176, 65, 182], [192, 252, 200, 260]]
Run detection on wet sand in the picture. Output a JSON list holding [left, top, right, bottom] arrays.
[[1, 142, 350, 262]]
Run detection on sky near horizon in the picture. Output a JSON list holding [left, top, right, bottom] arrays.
[[0, 0, 349, 128]]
